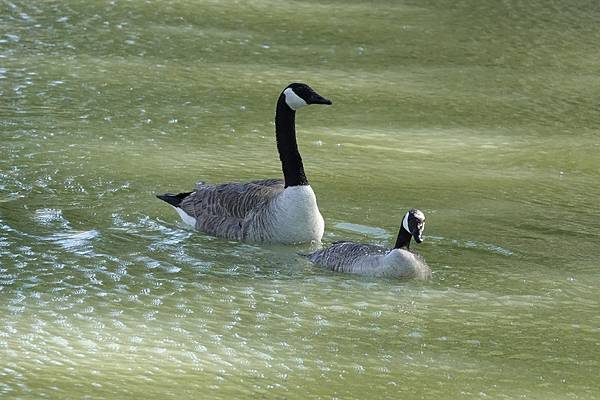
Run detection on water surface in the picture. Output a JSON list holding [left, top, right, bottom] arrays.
[[1, 0, 599, 398]]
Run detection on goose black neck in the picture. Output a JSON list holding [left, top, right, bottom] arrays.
[[394, 226, 412, 250], [275, 94, 308, 188]]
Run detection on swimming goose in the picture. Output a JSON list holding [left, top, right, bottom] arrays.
[[306, 209, 431, 279], [157, 83, 331, 244]]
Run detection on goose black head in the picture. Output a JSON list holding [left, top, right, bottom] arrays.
[[402, 208, 426, 244], [283, 83, 332, 111]]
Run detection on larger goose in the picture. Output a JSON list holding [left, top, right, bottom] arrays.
[[157, 83, 331, 244], [306, 209, 431, 279]]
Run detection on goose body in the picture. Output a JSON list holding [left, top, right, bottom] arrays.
[[157, 83, 331, 244], [306, 209, 431, 279]]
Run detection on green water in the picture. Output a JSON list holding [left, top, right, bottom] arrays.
[[1, 0, 599, 398]]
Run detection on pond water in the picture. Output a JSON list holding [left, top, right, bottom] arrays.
[[1, 0, 599, 398]]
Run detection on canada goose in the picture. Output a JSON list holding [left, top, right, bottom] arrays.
[[305, 209, 431, 279], [157, 83, 331, 244]]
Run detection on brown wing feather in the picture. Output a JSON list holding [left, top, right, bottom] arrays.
[[307, 242, 388, 272], [178, 179, 284, 239]]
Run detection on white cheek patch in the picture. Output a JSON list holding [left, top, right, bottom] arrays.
[[284, 88, 308, 110], [402, 212, 411, 233], [403, 210, 425, 234], [414, 210, 425, 221]]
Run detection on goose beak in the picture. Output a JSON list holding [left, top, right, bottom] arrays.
[[413, 227, 424, 244], [309, 93, 332, 105]]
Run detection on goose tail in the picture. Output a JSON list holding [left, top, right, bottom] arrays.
[[156, 192, 192, 208]]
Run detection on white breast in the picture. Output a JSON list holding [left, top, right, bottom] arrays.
[[269, 185, 324, 243], [382, 249, 431, 279]]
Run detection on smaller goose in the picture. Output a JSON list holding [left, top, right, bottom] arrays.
[[305, 209, 431, 279]]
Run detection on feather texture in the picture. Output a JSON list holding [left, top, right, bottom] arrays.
[[307, 241, 431, 279], [157, 83, 331, 244], [177, 179, 324, 243]]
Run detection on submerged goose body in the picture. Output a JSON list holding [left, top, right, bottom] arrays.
[[306, 209, 431, 279], [157, 83, 331, 244]]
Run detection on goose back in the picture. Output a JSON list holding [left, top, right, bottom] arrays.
[[307, 241, 431, 278], [178, 179, 323, 243], [307, 242, 388, 274]]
